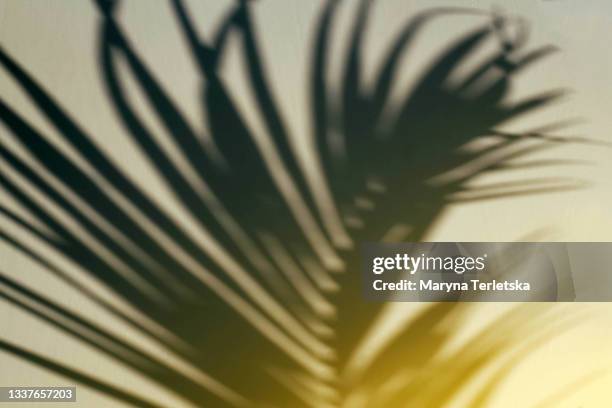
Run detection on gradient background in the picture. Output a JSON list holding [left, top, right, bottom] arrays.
[[2, 0, 612, 406]]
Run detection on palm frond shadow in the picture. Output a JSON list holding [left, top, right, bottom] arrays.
[[0, 0, 592, 406]]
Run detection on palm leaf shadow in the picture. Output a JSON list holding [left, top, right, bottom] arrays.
[[0, 0, 590, 406]]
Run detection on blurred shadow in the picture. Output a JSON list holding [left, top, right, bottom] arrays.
[[0, 0, 589, 406]]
